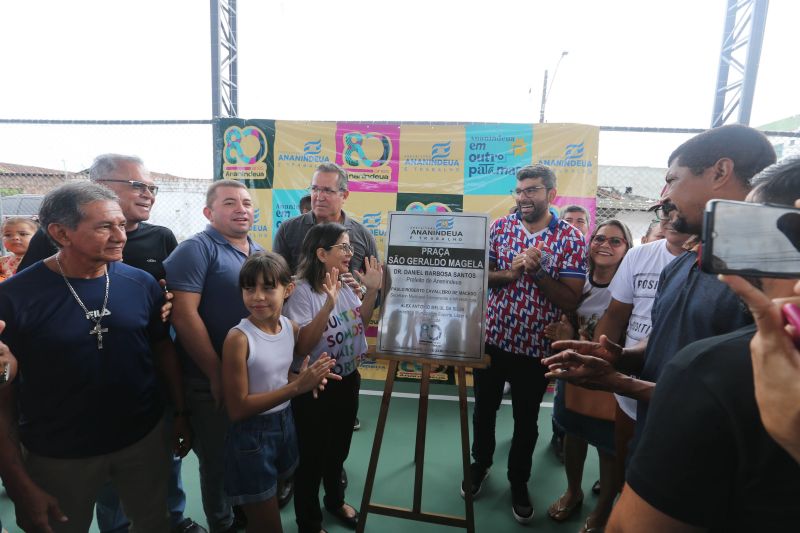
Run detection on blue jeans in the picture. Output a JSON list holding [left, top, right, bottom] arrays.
[[96, 410, 187, 532]]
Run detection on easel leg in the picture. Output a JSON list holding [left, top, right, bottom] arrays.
[[458, 366, 476, 533], [356, 359, 399, 533], [412, 364, 430, 513]]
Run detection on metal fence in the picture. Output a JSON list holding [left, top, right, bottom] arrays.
[[1, 121, 797, 253]]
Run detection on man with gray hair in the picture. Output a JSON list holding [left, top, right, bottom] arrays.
[[15, 154, 205, 533], [274, 162, 378, 276], [0, 182, 184, 532]]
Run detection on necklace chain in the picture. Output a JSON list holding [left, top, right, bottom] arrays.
[[55, 253, 110, 349]]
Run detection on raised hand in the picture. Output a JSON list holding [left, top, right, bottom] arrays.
[[353, 256, 383, 291], [322, 267, 341, 307]]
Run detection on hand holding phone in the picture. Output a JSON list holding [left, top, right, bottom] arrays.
[[701, 200, 800, 278]]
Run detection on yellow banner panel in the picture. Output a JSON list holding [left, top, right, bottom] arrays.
[[398, 124, 466, 194], [531, 123, 598, 198], [273, 121, 338, 190]]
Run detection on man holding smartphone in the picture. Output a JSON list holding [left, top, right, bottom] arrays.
[[603, 156, 800, 532], [544, 125, 776, 422]]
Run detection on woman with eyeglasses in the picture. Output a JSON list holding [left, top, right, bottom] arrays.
[[283, 222, 382, 533], [544, 219, 632, 533]]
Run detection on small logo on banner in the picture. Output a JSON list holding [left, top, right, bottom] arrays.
[[537, 142, 593, 170], [304, 140, 322, 156], [435, 217, 455, 231], [362, 212, 382, 229], [431, 141, 451, 160], [565, 143, 585, 160], [223, 126, 269, 180]]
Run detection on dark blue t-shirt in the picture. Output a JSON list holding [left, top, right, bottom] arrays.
[[163, 225, 264, 380], [634, 251, 752, 439], [0, 261, 166, 458]]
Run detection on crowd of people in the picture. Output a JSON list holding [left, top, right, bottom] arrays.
[[0, 123, 798, 533]]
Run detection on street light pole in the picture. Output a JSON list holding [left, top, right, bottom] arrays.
[[539, 51, 568, 123]]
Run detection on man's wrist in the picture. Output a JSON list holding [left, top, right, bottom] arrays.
[[533, 267, 547, 281]]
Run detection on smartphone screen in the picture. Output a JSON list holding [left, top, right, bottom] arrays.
[[701, 199, 800, 278]]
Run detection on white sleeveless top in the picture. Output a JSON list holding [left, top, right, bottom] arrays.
[[233, 315, 295, 415]]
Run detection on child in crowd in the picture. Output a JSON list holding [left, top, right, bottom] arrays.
[[221, 251, 341, 533], [0, 217, 38, 280]]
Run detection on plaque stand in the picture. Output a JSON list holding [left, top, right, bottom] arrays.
[[356, 354, 488, 533]]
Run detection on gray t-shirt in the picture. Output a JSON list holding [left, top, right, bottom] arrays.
[[273, 211, 378, 274]]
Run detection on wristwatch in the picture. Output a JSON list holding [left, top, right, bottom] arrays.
[[360, 285, 368, 297], [533, 267, 548, 281]]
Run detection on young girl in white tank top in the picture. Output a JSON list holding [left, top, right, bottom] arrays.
[[221, 251, 343, 533]]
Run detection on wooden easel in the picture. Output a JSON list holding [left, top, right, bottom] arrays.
[[356, 354, 488, 533]]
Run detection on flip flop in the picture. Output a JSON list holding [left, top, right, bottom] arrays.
[[579, 516, 605, 533], [547, 493, 584, 522]]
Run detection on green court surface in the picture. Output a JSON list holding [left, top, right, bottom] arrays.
[[0, 380, 602, 532]]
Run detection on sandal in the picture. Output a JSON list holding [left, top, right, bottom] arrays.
[[547, 492, 584, 522], [579, 516, 606, 533]]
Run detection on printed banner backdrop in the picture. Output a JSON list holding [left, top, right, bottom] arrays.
[[215, 120, 599, 380]]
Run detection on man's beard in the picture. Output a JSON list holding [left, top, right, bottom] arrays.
[[671, 214, 700, 236], [518, 201, 549, 223]]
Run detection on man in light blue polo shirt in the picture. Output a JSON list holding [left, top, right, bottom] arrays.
[[164, 180, 264, 533]]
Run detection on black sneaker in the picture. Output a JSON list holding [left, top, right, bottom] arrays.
[[171, 518, 208, 533], [353, 417, 361, 431], [511, 483, 534, 524], [460, 463, 489, 499]]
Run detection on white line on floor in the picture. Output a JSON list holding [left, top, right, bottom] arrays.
[[359, 389, 554, 408]]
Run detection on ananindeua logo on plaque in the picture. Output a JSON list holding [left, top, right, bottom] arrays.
[[378, 211, 489, 361]]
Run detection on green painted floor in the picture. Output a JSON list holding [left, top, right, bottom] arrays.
[[0, 380, 602, 532]]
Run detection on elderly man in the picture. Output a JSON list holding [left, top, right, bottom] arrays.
[[165, 180, 264, 533], [0, 182, 185, 532], [274, 162, 377, 276], [14, 154, 204, 533]]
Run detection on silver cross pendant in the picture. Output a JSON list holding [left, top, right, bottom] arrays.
[[90, 323, 108, 349]]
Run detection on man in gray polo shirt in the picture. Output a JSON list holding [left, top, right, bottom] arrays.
[[164, 180, 264, 533], [273, 162, 378, 275]]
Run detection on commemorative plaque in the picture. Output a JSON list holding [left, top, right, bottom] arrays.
[[378, 211, 489, 361]]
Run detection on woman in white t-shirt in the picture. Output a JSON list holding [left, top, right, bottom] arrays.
[[284, 222, 382, 533], [545, 219, 632, 533]]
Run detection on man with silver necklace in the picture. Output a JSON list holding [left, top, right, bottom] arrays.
[[0, 182, 184, 532]]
